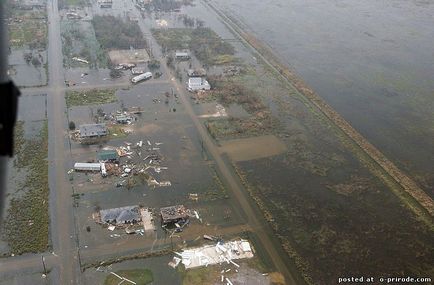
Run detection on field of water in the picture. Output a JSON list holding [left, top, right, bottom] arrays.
[[214, 0, 434, 198]]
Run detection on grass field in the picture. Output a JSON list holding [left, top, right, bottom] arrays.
[[65, 89, 117, 107], [104, 269, 153, 285], [9, 10, 47, 49], [2, 121, 49, 255]]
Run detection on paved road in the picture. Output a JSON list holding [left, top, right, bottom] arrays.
[[46, 0, 79, 283], [20, 79, 170, 95]]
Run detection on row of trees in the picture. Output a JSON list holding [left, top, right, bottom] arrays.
[[92, 15, 147, 50]]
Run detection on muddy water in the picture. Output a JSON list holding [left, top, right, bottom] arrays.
[[212, 0, 434, 197]]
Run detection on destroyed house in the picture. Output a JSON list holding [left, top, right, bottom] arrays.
[[187, 68, 206, 77], [160, 205, 189, 225], [115, 114, 131, 124], [100, 206, 141, 225], [97, 150, 119, 162], [79, 123, 107, 138]]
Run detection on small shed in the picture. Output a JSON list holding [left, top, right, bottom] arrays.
[[97, 150, 119, 162]]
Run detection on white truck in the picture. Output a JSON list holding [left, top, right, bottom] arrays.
[[131, 72, 152, 83]]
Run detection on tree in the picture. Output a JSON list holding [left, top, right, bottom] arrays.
[[69, 121, 76, 130], [109, 69, 122, 79]]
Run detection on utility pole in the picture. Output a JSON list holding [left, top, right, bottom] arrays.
[[41, 255, 47, 277]]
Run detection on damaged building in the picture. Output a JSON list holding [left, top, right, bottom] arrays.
[[160, 205, 190, 226], [79, 123, 108, 139], [99, 205, 141, 225]]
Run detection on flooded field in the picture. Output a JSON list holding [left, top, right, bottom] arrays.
[[0, 94, 48, 256], [7, 1, 48, 87], [214, 0, 434, 198]]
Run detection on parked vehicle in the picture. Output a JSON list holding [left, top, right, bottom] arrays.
[[131, 72, 152, 83]]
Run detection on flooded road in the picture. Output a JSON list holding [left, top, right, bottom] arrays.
[[213, 0, 434, 196]]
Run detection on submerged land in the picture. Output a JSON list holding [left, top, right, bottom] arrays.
[[1, 0, 433, 284]]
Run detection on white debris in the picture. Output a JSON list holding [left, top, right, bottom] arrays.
[[194, 210, 200, 220], [159, 181, 171, 187], [173, 239, 254, 269], [72, 57, 89, 64], [108, 225, 116, 231]]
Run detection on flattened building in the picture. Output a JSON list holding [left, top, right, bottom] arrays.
[[160, 205, 190, 225]]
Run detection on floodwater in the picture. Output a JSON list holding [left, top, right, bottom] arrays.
[[213, 0, 434, 197], [9, 49, 48, 87]]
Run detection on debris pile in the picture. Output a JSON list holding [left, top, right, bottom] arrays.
[[169, 239, 254, 270]]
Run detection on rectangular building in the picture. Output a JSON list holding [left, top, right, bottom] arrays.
[[79, 123, 107, 138], [187, 77, 211, 92], [97, 150, 119, 162], [74, 162, 101, 172]]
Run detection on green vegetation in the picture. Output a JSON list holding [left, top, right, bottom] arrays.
[[2, 121, 49, 255], [8, 10, 47, 49], [93, 15, 146, 50], [152, 27, 235, 65], [69, 121, 76, 130], [147, 59, 161, 70], [104, 269, 153, 285], [13, 121, 25, 167], [108, 125, 129, 139], [61, 20, 109, 68], [202, 166, 229, 201], [65, 89, 117, 107], [234, 157, 434, 284], [178, 266, 219, 285]]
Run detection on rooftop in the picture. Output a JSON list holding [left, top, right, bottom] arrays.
[[100, 205, 141, 225], [97, 149, 119, 161], [79, 123, 107, 138]]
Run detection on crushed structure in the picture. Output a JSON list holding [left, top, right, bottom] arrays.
[[160, 205, 190, 225], [187, 68, 206, 77], [170, 239, 254, 269]]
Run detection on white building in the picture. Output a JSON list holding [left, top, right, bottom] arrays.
[[175, 51, 190, 60], [74, 162, 101, 172], [187, 77, 211, 92]]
